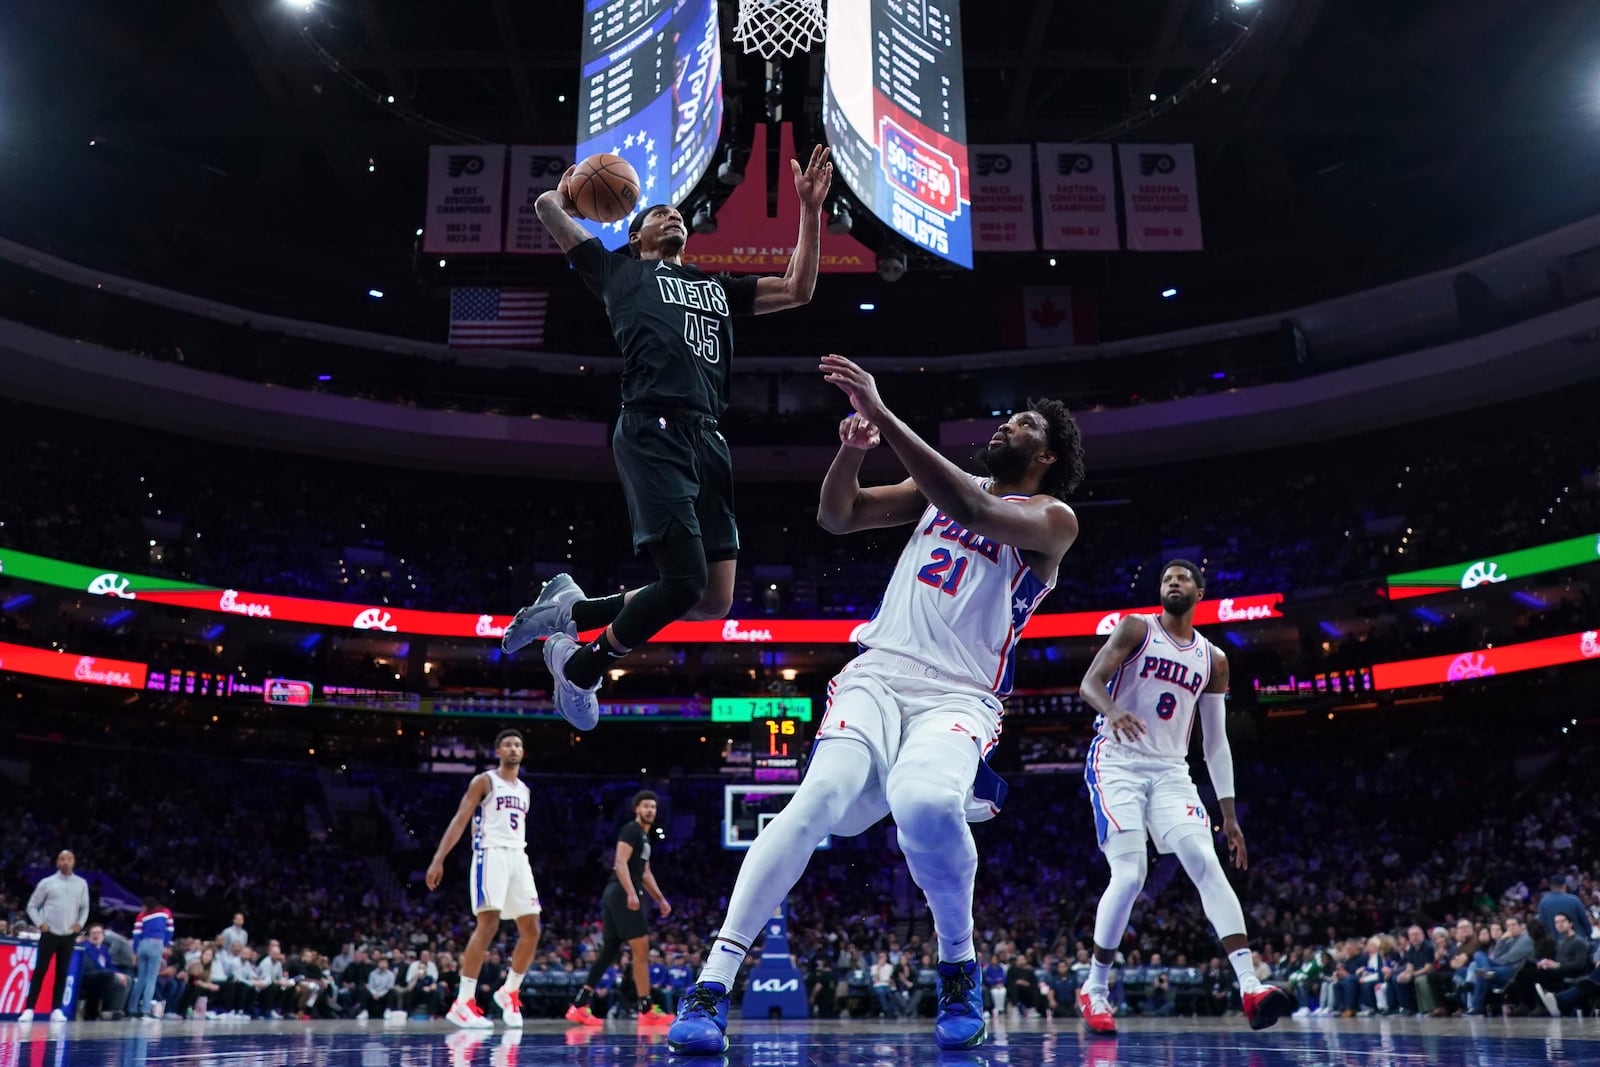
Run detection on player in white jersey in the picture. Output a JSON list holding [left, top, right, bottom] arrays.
[[668, 354, 1084, 1056], [426, 729, 543, 1029], [1075, 561, 1292, 1034]]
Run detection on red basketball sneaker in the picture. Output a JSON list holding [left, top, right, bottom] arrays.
[[1078, 989, 1117, 1034], [1243, 986, 1294, 1030]]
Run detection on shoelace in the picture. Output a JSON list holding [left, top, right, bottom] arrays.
[[506, 991, 522, 1011], [938, 966, 977, 1015], [680, 985, 724, 1020]]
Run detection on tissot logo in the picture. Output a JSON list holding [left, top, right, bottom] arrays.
[[448, 154, 485, 178], [527, 155, 566, 177], [1138, 153, 1177, 177], [974, 153, 1011, 176], [1057, 152, 1094, 175]]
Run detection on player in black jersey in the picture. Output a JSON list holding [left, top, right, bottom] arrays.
[[505, 145, 833, 729], [565, 790, 674, 1027]]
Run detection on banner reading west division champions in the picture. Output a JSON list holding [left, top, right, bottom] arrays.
[[422, 146, 506, 254], [823, 0, 973, 267]]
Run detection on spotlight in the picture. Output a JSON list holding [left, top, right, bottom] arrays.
[[691, 198, 718, 235], [1161, 287, 1178, 298], [717, 146, 745, 186], [859, 302, 876, 311], [877, 249, 907, 283], [368, 288, 384, 299], [826, 199, 853, 235]]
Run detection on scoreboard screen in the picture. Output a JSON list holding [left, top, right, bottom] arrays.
[[752, 717, 810, 782], [577, 0, 724, 240], [823, 0, 973, 267]]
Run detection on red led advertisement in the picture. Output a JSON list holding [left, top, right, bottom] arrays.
[[0, 641, 148, 689], [1372, 629, 1600, 691]]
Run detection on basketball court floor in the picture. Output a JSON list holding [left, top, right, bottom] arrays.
[[4, 1015, 1597, 1066]]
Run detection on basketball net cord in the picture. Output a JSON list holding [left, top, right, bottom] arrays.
[[733, 0, 827, 59]]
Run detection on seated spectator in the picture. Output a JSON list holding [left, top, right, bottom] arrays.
[[1394, 925, 1436, 1015], [77, 924, 131, 1020], [1044, 959, 1077, 1018], [362, 956, 399, 1019], [256, 942, 295, 1019], [183, 947, 223, 1018], [982, 951, 1008, 1019], [402, 949, 439, 1017], [1506, 913, 1590, 1012], [1536, 959, 1600, 1017], [1468, 916, 1533, 1015], [872, 952, 897, 1018]]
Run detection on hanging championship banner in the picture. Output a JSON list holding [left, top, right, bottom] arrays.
[[505, 146, 573, 254], [1116, 143, 1203, 251], [1036, 143, 1118, 251], [422, 145, 506, 254], [970, 145, 1036, 252]]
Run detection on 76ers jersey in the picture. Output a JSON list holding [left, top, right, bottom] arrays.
[[471, 771, 530, 851], [1095, 614, 1215, 762], [854, 483, 1055, 696]]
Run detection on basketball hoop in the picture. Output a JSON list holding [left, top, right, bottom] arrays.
[[733, 0, 827, 59]]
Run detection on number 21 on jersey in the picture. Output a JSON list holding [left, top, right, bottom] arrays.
[[916, 547, 969, 595]]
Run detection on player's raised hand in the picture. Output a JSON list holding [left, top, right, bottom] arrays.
[[1224, 816, 1248, 870], [820, 354, 889, 425], [839, 413, 881, 450], [1102, 703, 1146, 744], [425, 860, 445, 892], [555, 165, 586, 219], [792, 144, 833, 212]]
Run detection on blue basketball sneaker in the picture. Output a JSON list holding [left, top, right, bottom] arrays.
[[666, 982, 730, 1055], [934, 959, 986, 1051]]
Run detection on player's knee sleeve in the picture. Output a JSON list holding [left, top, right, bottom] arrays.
[[783, 743, 871, 839], [1093, 846, 1147, 950], [1102, 828, 1148, 861], [649, 534, 709, 613], [885, 774, 966, 854], [1173, 832, 1246, 939]]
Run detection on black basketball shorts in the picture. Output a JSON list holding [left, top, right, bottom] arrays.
[[601, 883, 651, 941], [612, 411, 739, 561]]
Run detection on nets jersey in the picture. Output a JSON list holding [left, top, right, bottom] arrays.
[[1095, 614, 1216, 762], [567, 238, 759, 416], [471, 771, 530, 850], [854, 482, 1055, 696]]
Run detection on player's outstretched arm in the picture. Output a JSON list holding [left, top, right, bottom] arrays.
[[1079, 615, 1149, 743], [425, 773, 491, 891], [534, 168, 595, 253], [752, 145, 832, 315], [820, 354, 1078, 557], [1198, 649, 1247, 868], [817, 413, 926, 533]]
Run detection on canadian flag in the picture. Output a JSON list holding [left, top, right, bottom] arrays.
[[1018, 286, 1096, 348]]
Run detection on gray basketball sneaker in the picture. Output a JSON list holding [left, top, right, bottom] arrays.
[[501, 573, 585, 654], [543, 631, 601, 731]]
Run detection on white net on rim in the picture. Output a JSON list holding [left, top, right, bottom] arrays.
[[732, 0, 827, 59]]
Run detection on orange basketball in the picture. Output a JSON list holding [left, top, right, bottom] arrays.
[[569, 153, 641, 223]]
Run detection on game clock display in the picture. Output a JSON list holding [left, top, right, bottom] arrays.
[[752, 716, 810, 782], [823, 0, 972, 267]]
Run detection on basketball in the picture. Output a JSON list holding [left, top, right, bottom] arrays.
[[569, 153, 640, 223]]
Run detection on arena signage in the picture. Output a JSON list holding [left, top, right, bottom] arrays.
[[0, 546, 1283, 643], [1386, 532, 1600, 599], [1372, 629, 1600, 690], [0, 640, 148, 689]]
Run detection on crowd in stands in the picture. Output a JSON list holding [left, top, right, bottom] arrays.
[[3, 721, 1596, 1023]]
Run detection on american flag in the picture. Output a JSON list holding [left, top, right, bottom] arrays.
[[448, 288, 547, 347]]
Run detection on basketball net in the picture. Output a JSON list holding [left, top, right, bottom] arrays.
[[732, 0, 827, 59]]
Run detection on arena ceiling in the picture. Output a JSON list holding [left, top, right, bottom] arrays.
[[7, 0, 1600, 338]]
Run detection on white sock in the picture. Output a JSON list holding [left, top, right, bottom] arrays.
[[1087, 958, 1112, 994], [503, 970, 524, 993], [938, 929, 976, 964], [698, 937, 749, 989], [456, 976, 477, 1004], [1228, 948, 1262, 993]]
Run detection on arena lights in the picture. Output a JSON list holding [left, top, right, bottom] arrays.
[[859, 302, 877, 312], [1161, 287, 1179, 298], [367, 288, 384, 299], [0, 546, 1284, 643]]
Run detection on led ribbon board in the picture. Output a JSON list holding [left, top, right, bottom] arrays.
[[0, 546, 1283, 642], [1373, 629, 1600, 690], [1387, 533, 1600, 600]]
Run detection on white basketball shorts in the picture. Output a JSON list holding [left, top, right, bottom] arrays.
[[1083, 735, 1212, 853], [814, 648, 1005, 836], [469, 848, 541, 919]]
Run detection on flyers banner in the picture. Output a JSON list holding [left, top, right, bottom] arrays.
[[1373, 629, 1600, 691], [970, 145, 1036, 251], [0, 546, 1283, 644], [505, 146, 572, 254], [1117, 143, 1203, 251], [422, 145, 506, 254], [679, 124, 874, 273], [1387, 532, 1600, 600], [1037, 143, 1118, 251]]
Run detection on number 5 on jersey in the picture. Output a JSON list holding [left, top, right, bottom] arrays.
[[683, 313, 721, 363]]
